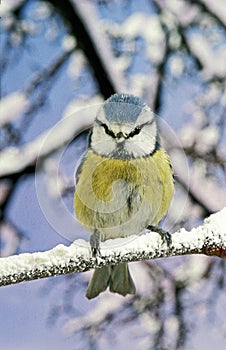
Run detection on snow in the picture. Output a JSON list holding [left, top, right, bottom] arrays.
[[61, 35, 77, 52], [196, 126, 219, 153], [165, 315, 179, 334], [1, 211, 225, 350], [0, 222, 20, 257], [43, 159, 69, 199], [169, 56, 184, 76], [64, 293, 124, 333], [140, 313, 161, 333], [191, 163, 226, 211], [187, 34, 226, 79], [169, 30, 181, 50], [175, 255, 210, 284], [199, 84, 221, 105], [222, 90, 226, 107], [33, 2, 51, 20], [105, 13, 165, 64], [179, 124, 198, 147], [125, 13, 164, 44], [62, 95, 102, 120], [179, 123, 219, 153], [178, 207, 225, 251], [72, 0, 126, 92], [0, 239, 89, 279], [129, 72, 158, 101], [0, 0, 24, 16], [155, 0, 225, 79], [105, 13, 164, 44], [0, 207, 225, 286], [201, 0, 226, 26], [20, 20, 38, 35], [170, 121, 226, 213], [0, 97, 100, 177], [0, 92, 30, 127], [156, 0, 199, 26], [67, 51, 86, 78]]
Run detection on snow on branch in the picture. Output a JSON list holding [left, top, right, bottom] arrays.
[[199, 0, 226, 27], [0, 92, 30, 127], [0, 0, 24, 16], [0, 208, 225, 288], [73, 0, 126, 93], [0, 98, 99, 178]]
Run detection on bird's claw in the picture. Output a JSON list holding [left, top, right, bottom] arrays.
[[147, 225, 172, 246], [90, 230, 101, 258]]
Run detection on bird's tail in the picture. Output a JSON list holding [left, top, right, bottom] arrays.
[[86, 263, 136, 299]]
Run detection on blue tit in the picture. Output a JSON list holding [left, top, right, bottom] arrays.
[[74, 93, 174, 299]]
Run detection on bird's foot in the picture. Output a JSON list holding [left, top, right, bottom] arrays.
[[147, 225, 172, 246], [90, 229, 101, 258]]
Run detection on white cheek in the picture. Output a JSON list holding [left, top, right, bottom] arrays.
[[125, 124, 157, 157], [91, 127, 116, 155]]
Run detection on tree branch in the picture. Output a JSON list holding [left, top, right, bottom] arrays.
[[193, 0, 226, 28], [48, 0, 125, 97], [0, 208, 225, 287], [0, 100, 96, 179]]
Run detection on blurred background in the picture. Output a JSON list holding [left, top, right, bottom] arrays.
[[0, 1, 226, 349]]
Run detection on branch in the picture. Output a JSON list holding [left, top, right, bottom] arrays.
[[0, 208, 225, 287], [0, 50, 73, 129], [194, 0, 226, 28], [48, 0, 126, 97], [0, 100, 96, 179], [160, 122, 226, 214]]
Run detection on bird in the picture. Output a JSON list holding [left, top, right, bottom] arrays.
[[74, 93, 174, 299]]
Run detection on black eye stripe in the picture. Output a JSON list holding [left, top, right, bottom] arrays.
[[100, 122, 116, 138], [101, 123, 140, 139], [96, 119, 153, 139], [127, 127, 141, 138]]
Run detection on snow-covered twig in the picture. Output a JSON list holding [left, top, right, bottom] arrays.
[[73, 0, 126, 93], [198, 0, 226, 27], [0, 208, 225, 287], [0, 99, 97, 178]]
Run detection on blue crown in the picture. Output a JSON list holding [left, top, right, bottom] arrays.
[[104, 93, 146, 124]]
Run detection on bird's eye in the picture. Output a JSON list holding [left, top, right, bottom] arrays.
[[101, 123, 116, 138], [128, 127, 141, 138]]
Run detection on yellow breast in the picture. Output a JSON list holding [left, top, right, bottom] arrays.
[[74, 149, 174, 239]]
